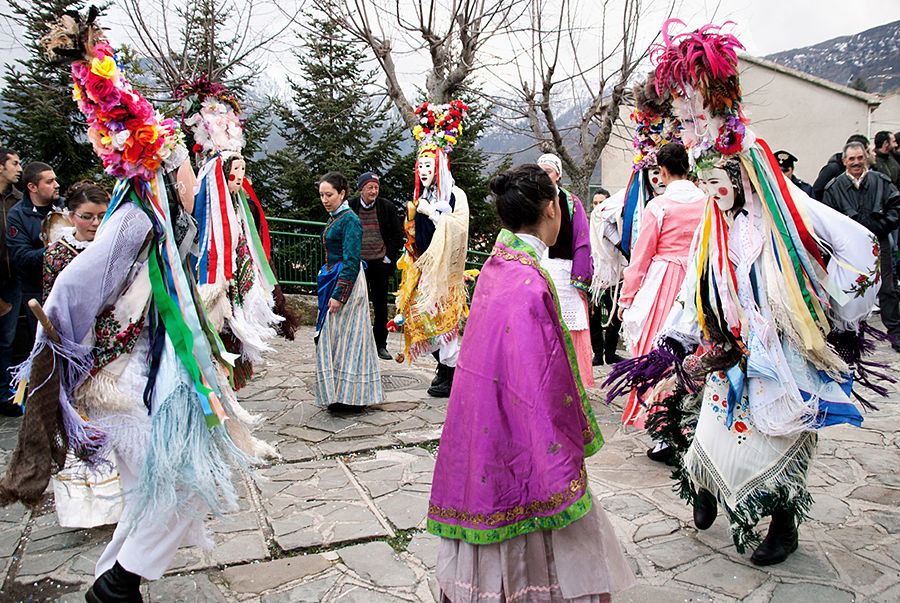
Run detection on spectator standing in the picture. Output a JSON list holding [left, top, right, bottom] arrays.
[[892, 132, 900, 167], [813, 134, 869, 200], [873, 130, 900, 188], [822, 141, 900, 350], [349, 172, 403, 360], [6, 162, 64, 343], [774, 150, 815, 198], [0, 148, 23, 416], [588, 187, 624, 365]]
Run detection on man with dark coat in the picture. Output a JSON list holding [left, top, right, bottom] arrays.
[[349, 172, 403, 360], [813, 134, 870, 201], [6, 162, 64, 347], [822, 141, 900, 350], [0, 148, 23, 416], [873, 130, 900, 189]]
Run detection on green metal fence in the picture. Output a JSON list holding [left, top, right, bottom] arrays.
[[267, 217, 491, 294]]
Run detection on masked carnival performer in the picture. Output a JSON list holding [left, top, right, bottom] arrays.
[[536, 154, 595, 388], [177, 79, 283, 389], [606, 21, 882, 566], [314, 171, 384, 410], [428, 164, 635, 602], [617, 73, 680, 263], [0, 10, 275, 600], [393, 101, 470, 398]]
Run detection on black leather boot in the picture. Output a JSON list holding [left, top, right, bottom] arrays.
[[693, 488, 718, 530], [428, 364, 454, 397], [646, 442, 676, 465], [430, 352, 444, 387], [750, 508, 799, 566], [85, 561, 143, 602]]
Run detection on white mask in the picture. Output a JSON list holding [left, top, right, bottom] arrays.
[[418, 155, 436, 189], [700, 167, 736, 212], [227, 157, 246, 195], [647, 167, 665, 195]]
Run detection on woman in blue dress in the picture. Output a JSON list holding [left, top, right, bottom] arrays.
[[315, 171, 384, 411]]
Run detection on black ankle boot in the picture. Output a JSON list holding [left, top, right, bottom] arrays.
[[428, 364, 454, 397], [693, 488, 717, 530], [750, 509, 798, 566], [430, 354, 446, 387], [85, 561, 143, 602], [646, 442, 676, 465]]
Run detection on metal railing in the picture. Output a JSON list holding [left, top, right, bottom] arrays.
[[267, 217, 491, 293]]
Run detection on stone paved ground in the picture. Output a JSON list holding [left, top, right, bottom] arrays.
[[1, 327, 898, 602]]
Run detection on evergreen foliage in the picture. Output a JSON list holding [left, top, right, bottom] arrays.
[[0, 0, 102, 188], [264, 8, 404, 222]]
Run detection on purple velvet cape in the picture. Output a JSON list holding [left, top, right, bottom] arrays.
[[427, 230, 603, 544]]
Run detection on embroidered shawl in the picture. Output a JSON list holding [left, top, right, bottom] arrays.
[[427, 230, 603, 544]]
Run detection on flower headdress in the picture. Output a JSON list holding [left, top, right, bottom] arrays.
[[631, 73, 682, 171], [413, 100, 468, 156], [176, 77, 245, 160], [42, 9, 185, 181], [651, 20, 752, 169]]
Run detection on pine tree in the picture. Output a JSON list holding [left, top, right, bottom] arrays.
[[850, 75, 869, 93], [266, 10, 404, 222], [0, 0, 102, 188]]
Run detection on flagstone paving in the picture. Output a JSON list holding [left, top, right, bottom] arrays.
[[0, 326, 898, 602]]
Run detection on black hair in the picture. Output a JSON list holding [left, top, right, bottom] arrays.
[[65, 181, 110, 212], [0, 148, 17, 166], [490, 164, 556, 231], [846, 133, 869, 148], [593, 186, 610, 198], [319, 171, 348, 195], [22, 161, 53, 189], [875, 131, 892, 149], [656, 142, 689, 177]]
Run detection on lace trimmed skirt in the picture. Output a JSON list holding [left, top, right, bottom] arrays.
[[435, 496, 635, 603]]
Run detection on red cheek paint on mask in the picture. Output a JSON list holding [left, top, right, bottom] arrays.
[[228, 174, 236, 181], [718, 187, 729, 196]]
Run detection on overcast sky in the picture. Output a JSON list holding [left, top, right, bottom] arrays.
[[0, 0, 898, 88]]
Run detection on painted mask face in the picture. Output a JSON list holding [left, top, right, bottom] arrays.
[[647, 167, 665, 195], [227, 158, 246, 194], [700, 167, 736, 212], [418, 155, 436, 189]]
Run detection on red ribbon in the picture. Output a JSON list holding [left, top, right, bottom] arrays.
[[242, 179, 271, 261], [757, 138, 826, 270]]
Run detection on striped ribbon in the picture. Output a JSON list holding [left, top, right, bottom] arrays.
[[619, 170, 644, 258]]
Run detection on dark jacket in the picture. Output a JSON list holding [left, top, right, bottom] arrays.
[[822, 170, 900, 239], [0, 184, 23, 290], [791, 174, 815, 199], [813, 152, 844, 201], [6, 191, 64, 294], [349, 195, 404, 263], [873, 151, 900, 189]]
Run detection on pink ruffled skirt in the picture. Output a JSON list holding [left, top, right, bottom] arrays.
[[435, 497, 636, 602]]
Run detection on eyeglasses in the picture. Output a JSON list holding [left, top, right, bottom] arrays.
[[73, 212, 106, 223]]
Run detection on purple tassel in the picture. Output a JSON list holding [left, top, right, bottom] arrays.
[[827, 322, 895, 410], [603, 341, 698, 405]]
